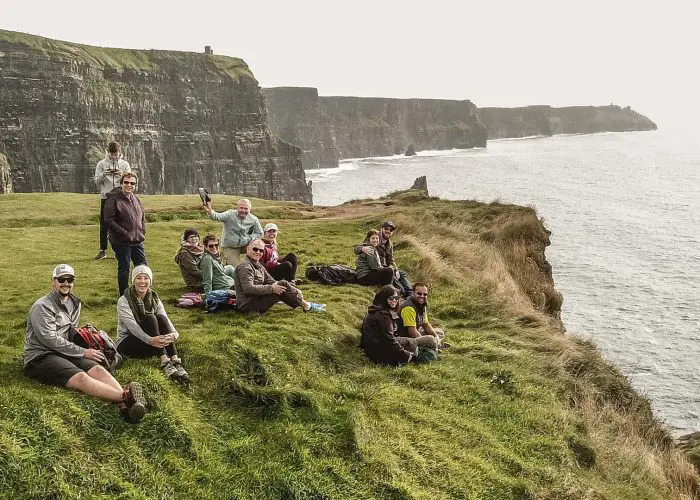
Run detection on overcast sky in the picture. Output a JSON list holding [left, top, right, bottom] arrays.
[[3, 0, 697, 129]]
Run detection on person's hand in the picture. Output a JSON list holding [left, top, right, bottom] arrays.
[[149, 336, 171, 348], [394, 270, 400, 280], [83, 348, 105, 363], [203, 202, 213, 214], [271, 283, 286, 295], [113, 169, 123, 176], [361, 246, 372, 255]]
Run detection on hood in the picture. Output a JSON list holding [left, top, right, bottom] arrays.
[[367, 304, 391, 315]]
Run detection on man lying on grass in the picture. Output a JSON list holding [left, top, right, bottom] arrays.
[[23, 264, 147, 424], [235, 240, 326, 314]]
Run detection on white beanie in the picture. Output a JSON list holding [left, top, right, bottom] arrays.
[[131, 265, 153, 284]]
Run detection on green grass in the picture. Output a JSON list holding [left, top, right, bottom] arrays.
[[0, 192, 696, 499]]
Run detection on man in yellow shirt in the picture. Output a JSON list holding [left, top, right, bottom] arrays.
[[397, 283, 446, 347]]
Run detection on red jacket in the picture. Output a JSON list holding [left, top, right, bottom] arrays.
[[260, 242, 280, 271]]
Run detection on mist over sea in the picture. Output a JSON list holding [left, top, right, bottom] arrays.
[[306, 130, 700, 436]]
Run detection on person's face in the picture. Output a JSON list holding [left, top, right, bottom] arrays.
[[187, 234, 200, 246], [381, 226, 395, 239], [265, 228, 277, 239], [386, 293, 400, 310], [237, 202, 250, 219], [247, 241, 265, 261], [121, 176, 137, 194], [369, 234, 380, 246], [52, 275, 74, 296], [205, 240, 220, 254], [134, 273, 151, 294], [412, 286, 429, 305], [109, 150, 120, 160]]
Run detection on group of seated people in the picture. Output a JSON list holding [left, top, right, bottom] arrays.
[[23, 198, 446, 425]]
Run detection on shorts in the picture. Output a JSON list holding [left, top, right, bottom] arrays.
[[23, 353, 99, 387]]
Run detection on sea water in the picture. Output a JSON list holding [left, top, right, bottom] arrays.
[[306, 130, 700, 436]]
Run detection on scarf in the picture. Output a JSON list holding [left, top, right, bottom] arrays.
[[125, 286, 159, 324], [181, 236, 204, 256]]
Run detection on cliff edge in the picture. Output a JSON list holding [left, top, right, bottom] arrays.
[[0, 29, 312, 203]]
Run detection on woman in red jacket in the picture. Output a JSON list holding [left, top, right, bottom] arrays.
[[260, 223, 300, 283]]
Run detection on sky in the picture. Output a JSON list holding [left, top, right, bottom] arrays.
[[3, 0, 698, 130]]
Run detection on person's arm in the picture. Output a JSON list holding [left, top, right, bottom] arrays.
[[103, 197, 128, 239], [251, 217, 263, 241], [93, 160, 106, 187], [366, 249, 381, 270], [262, 266, 276, 285], [199, 256, 214, 294], [400, 307, 421, 338], [120, 160, 131, 173], [28, 301, 86, 358], [422, 311, 438, 337], [235, 262, 274, 295], [384, 241, 396, 268], [117, 297, 154, 345], [138, 197, 146, 237], [155, 299, 179, 341], [207, 208, 230, 222]]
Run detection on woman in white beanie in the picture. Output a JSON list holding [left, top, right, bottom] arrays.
[[260, 222, 300, 283], [115, 265, 189, 381]]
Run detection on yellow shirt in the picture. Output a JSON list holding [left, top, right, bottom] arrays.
[[400, 306, 428, 328]]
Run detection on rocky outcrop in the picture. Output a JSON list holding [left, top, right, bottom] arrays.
[[0, 29, 312, 203], [262, 87, 338, 170], [410, 175, 428, 195], [404, 144, 416, 156], [478, 105, 657, 139]]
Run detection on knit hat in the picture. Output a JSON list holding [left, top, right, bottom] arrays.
[[183, 228, 199, 240], [131, 265, 153, 284], [52, 264, 75, 278], [264, 223, 278, 232]]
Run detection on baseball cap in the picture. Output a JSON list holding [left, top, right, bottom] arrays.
[[382, 221, 396, 230], [52, 264, 75, 278], [264, 223, 279, 232]]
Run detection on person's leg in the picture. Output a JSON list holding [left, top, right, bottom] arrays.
[[155, 314, 178, 358], [86, 364, 123, 392], [397, 269, 413, 296], [65, 371, 124, 402], [131, 242, 147, 267], [112, 243, 131, 296], [221, 247, 243, 267], [397, 336, 418, 354], [358, 269, 394, 286], [99, 199, 108, 252], [414, 335, 439, 349], [117, 315, 166, 358], [280, 253, 298, 278], [242, 294, 283, 313], [278, 281, 305, 308], [269, 262, 294, 281]]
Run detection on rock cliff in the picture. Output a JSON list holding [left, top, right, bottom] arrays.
[[0, 30, 312, 203], [478, 105, 657, 139], [263, 87, 487, 165]]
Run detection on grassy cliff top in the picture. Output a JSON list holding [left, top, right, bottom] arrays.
[[0, 28, 254, 82], [0, 191, 696, 498]]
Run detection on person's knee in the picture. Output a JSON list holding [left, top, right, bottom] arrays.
[[65, 371, 90, 388], [87, 364, 110, 378]]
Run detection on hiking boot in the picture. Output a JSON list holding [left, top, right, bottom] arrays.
[[171, 358, 190, 381], [122, 382, 146, 424], [305, 302, 326, 313], [292, 278, 305, 286], [94, 250, 107, 260], [161, 360, 179, 380]]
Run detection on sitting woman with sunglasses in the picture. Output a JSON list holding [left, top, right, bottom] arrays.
[[116, 265, 189, 382], [198, 234, 236, 294]]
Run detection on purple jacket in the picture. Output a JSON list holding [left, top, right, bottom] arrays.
[[103, 187, 146, 245]]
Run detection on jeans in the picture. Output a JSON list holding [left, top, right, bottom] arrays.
[[394, 269, 413, 297], [112, 242, 147, 296]]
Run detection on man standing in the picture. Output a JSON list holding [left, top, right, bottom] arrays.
[[104, 172, 147, 297], [397, 283, 446, 347], [203, 198, 263, 267], [23, 264, 147, 423], [93, 141, 131, 260], [355, 221, 412, 296], [235, 240, 325, 314]]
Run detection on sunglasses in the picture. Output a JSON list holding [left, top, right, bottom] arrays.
[[56, 276, 75, 284], [385, 227, 395, 232], [122, 180, 137, 186], [251, 247, 265, 253], [207, 243, 219, 249], [387, 295, 399, 300], [414, 292, 428, 297]]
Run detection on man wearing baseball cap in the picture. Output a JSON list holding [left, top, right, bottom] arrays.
[[23, 264, 147, 423], [354, 221, 413, 296]]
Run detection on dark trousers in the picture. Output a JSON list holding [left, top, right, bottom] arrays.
[[394, 269, 413, 297], [239, 280, 303, 313], [117, 313, 177, 358], [357, 268, 394, 287], [269, 253, 298, 281], [112, 242, 148, 296], [99, 199, 108, 251]]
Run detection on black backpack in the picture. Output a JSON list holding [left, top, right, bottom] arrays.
[[305, 264, 357, 285]]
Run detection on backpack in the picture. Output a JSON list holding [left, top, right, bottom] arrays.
[[71, 324, 122, 373], [175, 292, 205, 309], [414, 346, 439, 364], [204, 289, 237, 313], [305, 264, 357, 285]]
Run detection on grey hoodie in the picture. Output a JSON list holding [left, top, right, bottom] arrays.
[[94, 152, 131, 199]]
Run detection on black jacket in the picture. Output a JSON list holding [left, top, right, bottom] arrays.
[[360, 305, 413, 366]]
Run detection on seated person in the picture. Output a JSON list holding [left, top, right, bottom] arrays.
[[355, 230, 394, 287], [23, 264, 146, 424], [116, 265, 189, 382], [397, 282, 447, 348], [260, 223, 299, 282], [199, 234, 236, 294], [360, 285, 438, 366], [175, 228, 204, 291], [235, 239, 325, 314], [354, 221, 412, 296]]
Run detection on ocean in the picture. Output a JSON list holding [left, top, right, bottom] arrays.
[[305, 130, 700, 436]]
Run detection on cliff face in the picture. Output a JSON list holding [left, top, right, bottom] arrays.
[[262, 87, 339, 170], [263, 88, 487, 165], [478, 105, 657, 139], [0, 30, 312, 203]]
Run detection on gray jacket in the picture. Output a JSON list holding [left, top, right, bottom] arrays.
[[234, 257, 276, 311], [355, 245, 384, 279], [24, 290, 85, 366], [208, 210, 263, 249], [94, 153, 131, 199], [115, 295, 179, 347]]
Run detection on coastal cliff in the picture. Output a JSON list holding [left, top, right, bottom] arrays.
[[478, 104, 658, 139], [264, 87, 487, 165], [0, 30, 312, 203]]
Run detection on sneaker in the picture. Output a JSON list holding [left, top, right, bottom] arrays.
[[122, 382, 146, 424], [305, 302, 326, 313], [94, 250, 107, 260], [171, 359, 190, 381], [292, 278, 305, 286], [161, 360, 179, 380], [440, 342, 452, 349]]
